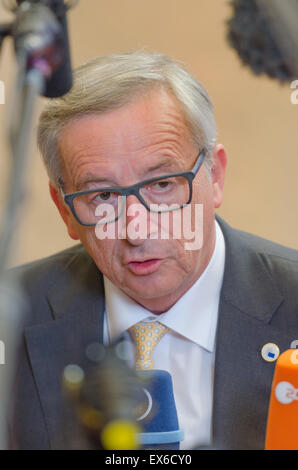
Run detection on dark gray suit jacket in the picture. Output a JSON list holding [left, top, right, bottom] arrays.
[[7, 216, 298, 449]]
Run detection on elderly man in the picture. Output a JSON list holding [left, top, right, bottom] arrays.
[[8, 51, 298, 450]]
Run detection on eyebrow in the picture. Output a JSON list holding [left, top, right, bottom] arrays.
[[144, 158, 179, 174], [75, 176, 115, 191], [75, 157, 181, 191], [147, 151, 200, 173]]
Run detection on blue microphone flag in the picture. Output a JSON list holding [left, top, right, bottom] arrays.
[[135, 370, 184, 450]]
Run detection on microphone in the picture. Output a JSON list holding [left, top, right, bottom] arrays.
[[226, 0, 298, 82], [62, 340, 184, 450], [136, 370, 184, 450], [62, 341, 143, 450], [13, 0, 73, 97], [265, 349, 298, 449]]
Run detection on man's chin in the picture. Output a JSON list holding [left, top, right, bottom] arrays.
[[121, 270, 179, 304]]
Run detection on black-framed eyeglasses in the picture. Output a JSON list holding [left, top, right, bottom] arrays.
[[61, 148, 207, 226]]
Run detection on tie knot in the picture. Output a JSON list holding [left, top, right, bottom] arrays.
[[129, 321, 169, 370]]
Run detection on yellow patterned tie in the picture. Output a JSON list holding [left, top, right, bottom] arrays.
[[129, 321, 169, 370]]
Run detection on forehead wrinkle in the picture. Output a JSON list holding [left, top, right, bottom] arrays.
[[104, 90, 192, 155], [128, 109, 194, 160], [122, 115, 192, 161], [72, 158, 117, 190], [136, 104, 191, 143]]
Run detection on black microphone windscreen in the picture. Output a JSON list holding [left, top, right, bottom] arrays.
[[226, 0, 295, 82], [15, 0, 73, 97], [43, 0, 73, 97]]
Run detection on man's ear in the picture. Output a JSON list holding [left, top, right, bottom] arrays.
[[49, 182, 80, 240], [211, 144, 227, 209]]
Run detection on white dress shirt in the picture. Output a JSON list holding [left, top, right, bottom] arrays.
[[102, 220, 226, 449]]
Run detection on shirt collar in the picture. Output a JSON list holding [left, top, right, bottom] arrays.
[[104, 220, 226, 352]]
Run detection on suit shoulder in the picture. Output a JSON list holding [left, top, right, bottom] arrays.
[[222, 220, 298, 302], [235, 227, 298, 264], [218, 216, 298, 291], [7, 244, 90, 294]]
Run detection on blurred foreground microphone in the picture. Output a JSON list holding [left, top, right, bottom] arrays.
[[63, 341, 184, 450], [63, 341, 143, 450], [265, 349, 298, 449], [136, 370, 184, 450], [12, 0, 74, 97], [226, 0, 298, 82]]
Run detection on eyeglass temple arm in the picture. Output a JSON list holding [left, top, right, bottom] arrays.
[[57, 178, 67, 199], [191, 148, 207, 175]]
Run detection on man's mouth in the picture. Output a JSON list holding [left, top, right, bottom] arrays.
[[126, 258, 163, 275]]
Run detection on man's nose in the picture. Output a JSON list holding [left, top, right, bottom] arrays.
[[118, 194, 150, 245]]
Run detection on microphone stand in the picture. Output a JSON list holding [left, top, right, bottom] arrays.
[[0, 55, 44, 453], [0, 54, 44, 270], [0, 1, 73, 448]]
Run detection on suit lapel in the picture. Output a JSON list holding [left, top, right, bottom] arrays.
[[24, 249, 105, 449], [212, 217, 292, 449]]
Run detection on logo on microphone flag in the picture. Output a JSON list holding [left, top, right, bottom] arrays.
[[275, 381, 298, 405], [135, 370, 184, 450]]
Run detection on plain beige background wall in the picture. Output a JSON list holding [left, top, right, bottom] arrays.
[[0, 0, 297, 267]]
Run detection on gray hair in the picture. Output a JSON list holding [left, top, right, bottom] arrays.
[[37, 50, 217, 187]]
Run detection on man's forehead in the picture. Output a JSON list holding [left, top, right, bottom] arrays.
[[58, 88, 194, 188], [59, 87, 190, 146]]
